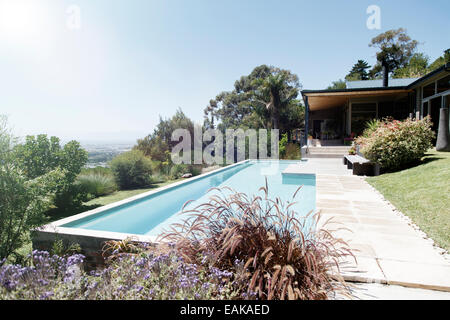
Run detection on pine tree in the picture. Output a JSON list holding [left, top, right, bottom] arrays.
[[345, 60, 371, 81]]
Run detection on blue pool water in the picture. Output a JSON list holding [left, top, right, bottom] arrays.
[[63, 160, 316, 236]]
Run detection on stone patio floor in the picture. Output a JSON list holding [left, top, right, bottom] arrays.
[[290, 158, 450, 299]]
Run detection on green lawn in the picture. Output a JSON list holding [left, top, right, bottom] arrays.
[[367, 149, 450, 251], [84, 178, 182, 207], [12, 178, 183, 262]]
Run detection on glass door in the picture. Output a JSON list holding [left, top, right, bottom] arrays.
[[430, 97, 441, 134], [422, 101, 429, 118], [444, 94, 450, 109]]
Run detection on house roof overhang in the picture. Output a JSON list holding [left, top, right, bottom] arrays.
[[301, 63, 450, 112], [406, 62, 450, 89], [301, 87, 413, 111]]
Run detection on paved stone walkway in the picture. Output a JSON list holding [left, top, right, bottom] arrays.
[[286, 159, 450, 298], [336, 283, 450, 300]]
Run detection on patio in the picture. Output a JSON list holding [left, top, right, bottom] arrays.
[[289, 158, 450, 299]]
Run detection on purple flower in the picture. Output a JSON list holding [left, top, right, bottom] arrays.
[[40, 291, 54, 300]]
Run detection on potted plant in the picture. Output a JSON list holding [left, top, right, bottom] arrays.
[[343, 132, 355, 146], [348, 146, 356, 155]]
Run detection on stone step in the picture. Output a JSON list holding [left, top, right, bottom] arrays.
[[308, 150, 349, 154], [305, 153, 346, 159], [308, 147, 350, 152]]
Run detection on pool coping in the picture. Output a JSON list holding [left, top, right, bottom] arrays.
[[35, 159, 254, 244], [33, 159, 315, 264]]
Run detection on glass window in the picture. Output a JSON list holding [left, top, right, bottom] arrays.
[[423, 101, 429, 117], [351, 103, 376, 114], [423, 82, 435, 98], [437, 75, 450, 94], [378, 101, 394, 118], [351, 103, 376, 135]]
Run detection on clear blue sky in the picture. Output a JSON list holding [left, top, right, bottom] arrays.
[[1, 0, 449, 142]]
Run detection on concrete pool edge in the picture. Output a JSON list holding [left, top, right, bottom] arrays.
[[32, 159, 255, 263], [48, 159, 252, 229], [33, 159, 313, 266]]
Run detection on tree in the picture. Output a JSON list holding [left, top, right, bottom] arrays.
[[204, 65, 303, 133], [203, 99, 219, 129], [13, 134, 88, 209], [345, 60, 371, 81], [327, 79, 346, 90], [251, 71, 300, 129], [428, 48, 450, 72], [0, 116, 64, 259], [279, 99, 305, 140], [393, 53, 429, 78], [369, 28, 419, 78], [135, 109, 194, 162]]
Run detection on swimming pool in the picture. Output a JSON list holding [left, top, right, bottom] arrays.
[[60, 160, 316, 238]]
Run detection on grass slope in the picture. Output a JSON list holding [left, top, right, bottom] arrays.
[[84, 178, 183, 207], [13, 179, 183, 262], [367, 150, 450, 251]]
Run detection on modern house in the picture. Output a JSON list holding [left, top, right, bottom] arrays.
[[301, 63, 450, 146]]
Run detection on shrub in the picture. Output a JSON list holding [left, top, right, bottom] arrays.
[[355, 117, 435, 171], [361, 118, 381, 138], [169, 164, 190, 179], [283, 143, 301, 160], [80, 166, 113, 176], [189, 164, 203, 176], [168, 164, 202, 179], [0, 165, 64, 260], [0, 249, 245, 300], [0, 119, 65, 259], [160, 183, 353, 300], [76, 173, 117, 197], [279, 133, 288, 158], [109, 150, 153, 189], [13, 135, 88, 209]]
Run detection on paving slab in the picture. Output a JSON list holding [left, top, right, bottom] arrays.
[[335, 283, 450, 300], [377, 259, 450, 291], [340, 256, 387, 284], [311, 165, 450, 293]]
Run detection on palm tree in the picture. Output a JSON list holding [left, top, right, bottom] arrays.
[[252, 72, 299, 130]]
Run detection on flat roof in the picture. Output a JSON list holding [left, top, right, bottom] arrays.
[[302, 88, 411, 111], [346, 78, 418, 89], [301, 63, 450, 111]]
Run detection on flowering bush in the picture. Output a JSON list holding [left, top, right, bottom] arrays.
[[0, 248, 245, 300], [160, 184, 353, 300], [0, 250, 85, 300], [355, 117, 435, 171], [1, 185, 353, 300]]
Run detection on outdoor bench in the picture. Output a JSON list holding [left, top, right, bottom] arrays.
[[343, 154, 380, 176]]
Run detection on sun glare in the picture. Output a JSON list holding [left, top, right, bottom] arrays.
[[0, 0, 51, 41]]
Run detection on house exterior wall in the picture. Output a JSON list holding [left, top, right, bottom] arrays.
[[302, 65, 450, 141]]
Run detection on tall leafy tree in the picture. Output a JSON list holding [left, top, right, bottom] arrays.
[[204, 65, 303, 133], [13, 135, 88, 209], [369, 28, 419, 78], [428, 48, 450, 72], [345, 60, 371, 81], [0, 116, 64, 259], [251, 71, 300, 129], [135, 108, 194, 162], [393, 53, 429, 78]]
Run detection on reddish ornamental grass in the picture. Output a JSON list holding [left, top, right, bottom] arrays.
[[159, 181, 354, 300]]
